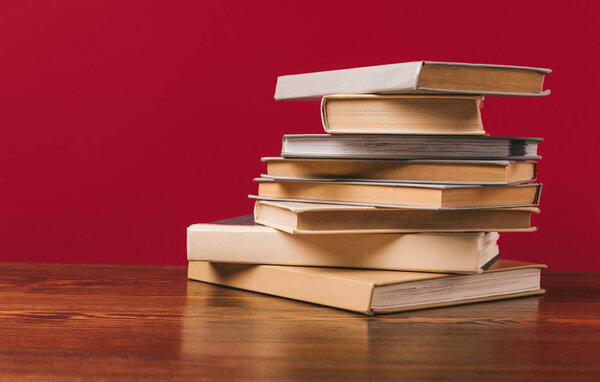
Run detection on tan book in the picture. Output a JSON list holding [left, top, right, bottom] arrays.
[[254, 201, 539, 234], [263, 157, 537, 185], [321, 95, 484, 135], [274, 61, 551, 100], [187, 219, 500, 273], [188, 259, 546, 315], [253, 178, 541, 209]]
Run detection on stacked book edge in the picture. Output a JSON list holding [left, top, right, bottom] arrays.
[[187, 59, 550, 314]]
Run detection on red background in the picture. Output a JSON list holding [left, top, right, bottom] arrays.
[[0, 0, 598, 270]]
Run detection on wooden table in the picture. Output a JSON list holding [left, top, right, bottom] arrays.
[[0, 263, 598, 381]]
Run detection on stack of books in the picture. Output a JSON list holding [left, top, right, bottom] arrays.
[[188, 61, 551, 315]]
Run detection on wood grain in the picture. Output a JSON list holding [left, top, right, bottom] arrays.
[[0, 263, 598, 381]]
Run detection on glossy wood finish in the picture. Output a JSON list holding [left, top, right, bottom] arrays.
[[0, 263, 598, 381]]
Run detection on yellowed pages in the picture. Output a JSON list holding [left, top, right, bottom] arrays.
[[321, 95, 484, 135]]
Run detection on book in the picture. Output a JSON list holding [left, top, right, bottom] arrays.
[[252, 178, 541, 209], [263, 157, 537, 185], [281, 135, 542, 160], [254, 200, 539, 234], [321, 95, 484, 135], [187, 259, 546, 315], [274, 61, 551, 100], [187, 219, 500, 273]]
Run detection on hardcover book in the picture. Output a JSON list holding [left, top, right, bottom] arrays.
[[281, 135, 542, 160], [252, 177, 542, 209], [187, 219, 500, 273], [253, 200, 539, 234], [321, 95, 484, 135], [188, 260, 546, 315], [263, 157, 537, 185], [274, 61, 551, 100]]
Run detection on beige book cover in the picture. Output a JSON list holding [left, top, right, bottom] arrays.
[[254, 200, 539, 234], [187, 222, 499, 273], [188, 260, 546, 315], [274, 61, 551, 100]]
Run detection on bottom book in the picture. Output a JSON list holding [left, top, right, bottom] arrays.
[[188, 259, 546, 315]]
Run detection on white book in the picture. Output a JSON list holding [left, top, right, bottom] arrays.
[[274, 61, 551, 100]]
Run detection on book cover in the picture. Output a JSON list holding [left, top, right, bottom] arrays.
[[188, 260, 546, 315]]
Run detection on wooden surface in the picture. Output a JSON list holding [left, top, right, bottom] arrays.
[[0, 263, 598, 381]]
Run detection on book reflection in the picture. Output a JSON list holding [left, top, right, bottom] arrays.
[[183, 280, 541, 380]]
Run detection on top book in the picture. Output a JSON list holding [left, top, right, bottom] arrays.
[[274, 61, 551, 100]]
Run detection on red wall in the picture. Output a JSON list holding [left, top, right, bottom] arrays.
[[0, 1, 598, 270]]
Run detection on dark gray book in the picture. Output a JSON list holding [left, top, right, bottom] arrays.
[[281, 135, 542, 160]]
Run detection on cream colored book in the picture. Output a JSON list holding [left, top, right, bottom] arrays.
[[187, 219, 500, 273], [321, 95, 484, 135], [263, 158, 537, 185], [254, 201, 539, 234], [188, 260, 546, 315], [253, 177, 542, 209], [274, 61, 551, 100]]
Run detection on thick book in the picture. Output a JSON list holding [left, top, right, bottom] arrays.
[[188, 260, 546, 315], [252, 177, 541, 209], [274, 61, 551, 100], [187, 220, 500, 273], [263, 157, 537, 185], [281, 135, 542, 160], [321, 95, 484, 135], [254, 200, 539, 234]]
